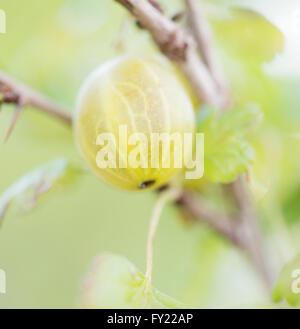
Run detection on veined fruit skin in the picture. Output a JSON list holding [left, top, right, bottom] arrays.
[[74, 56, 195, 190]]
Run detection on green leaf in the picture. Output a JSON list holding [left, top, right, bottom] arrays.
[[80, 252, 184, 309], [198, 104, 262, 183], [210, 6, 284, 64], [272, 254, 300, 306], [0, 158, 81, 223]]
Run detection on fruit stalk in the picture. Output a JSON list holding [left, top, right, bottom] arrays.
[[145, 188, 181, 292]]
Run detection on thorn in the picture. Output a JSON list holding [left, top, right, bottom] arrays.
[[171, 11, 185, 22], [4, 104, 23, 143]]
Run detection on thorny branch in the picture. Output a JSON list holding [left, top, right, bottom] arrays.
[[230, 176, 273, 288], [116, 0, 224, 109], [115, 0, 273, 288], [185, 0, 231, 109], [0, 0, 273, 290], [177, 190, 245, 248], [0, 70, 72, 141]]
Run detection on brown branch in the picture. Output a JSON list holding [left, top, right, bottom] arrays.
[[0, 71, 72, 128], [177, 191, 245, 248], [0, 0, 272, 291], [179, 185, 273, 289], [185, 0, 230, 109], [115, 0, 222, 108], [230, 176, 273, 289], [115, 0, 273, 289]]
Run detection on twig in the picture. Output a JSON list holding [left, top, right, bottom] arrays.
[[185, 0, 230, 109], [115, 0, 222, 108], [179, 183, 273, 289], [0, 71, 72, 130], [185, 0, 272, 287], [230, 176, 273, 289], [177, 191, 244, 248], [115, 0, 273, 289]]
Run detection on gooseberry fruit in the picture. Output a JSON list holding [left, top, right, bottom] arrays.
[[74, 56, 195, 190]]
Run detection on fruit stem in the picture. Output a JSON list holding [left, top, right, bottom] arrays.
[[144, 187, 181, 292]]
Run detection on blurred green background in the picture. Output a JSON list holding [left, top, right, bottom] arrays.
[[0, 0, 300, 308]]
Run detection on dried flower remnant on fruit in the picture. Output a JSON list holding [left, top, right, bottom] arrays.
[[139, 180, 156, 189]]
